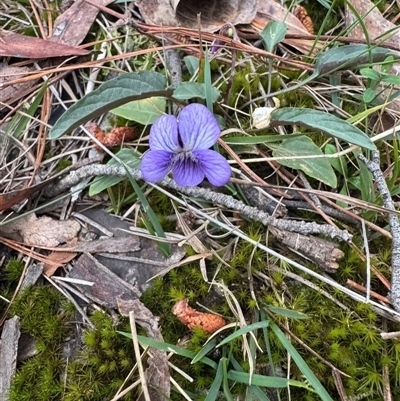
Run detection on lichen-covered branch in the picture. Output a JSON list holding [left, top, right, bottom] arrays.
[[359, 151, 400, 312], [46, 163, 352, 242]]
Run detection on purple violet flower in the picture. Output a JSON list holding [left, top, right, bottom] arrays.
[[141, 104, 231, 187]]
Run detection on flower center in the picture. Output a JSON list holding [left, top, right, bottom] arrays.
[[172, 150, 197, 164]]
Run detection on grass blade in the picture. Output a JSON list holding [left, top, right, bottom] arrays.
[[269, 321, 334, 401], [217, 321, 269, 348], [204, 359, 223, 401]]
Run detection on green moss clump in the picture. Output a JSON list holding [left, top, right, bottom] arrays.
[[56, 158, 72, 171], [9, 285, 72, 401], [7, 284, 138, 401], [4, 258, 25, 282], [65, 311, 137, 401]]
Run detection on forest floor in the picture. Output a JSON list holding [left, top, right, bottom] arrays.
[[1, 0, 400, 400]]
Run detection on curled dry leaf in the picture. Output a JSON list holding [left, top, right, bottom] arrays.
[[172, 299, 226, 334], [43, 250, 77, 277], [136, 0, 258, 32], [86, 122, 136, 151], [252, 98, 280, 129]]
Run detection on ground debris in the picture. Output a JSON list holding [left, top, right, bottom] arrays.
[[68, 253, 141, 309], [75, 208, 185, 292], [241, 183, 287, 218], [118, 298, 170, 401], [0, 32, 89, 58], [62, 235, 141, 253], [50, 0, 115, 47], [86, 122, 137, 151], [0, 64, 36, 111], [136, 0, 257, 32], [19, 263, 43, 292], [0, 316, 20, 400], [269, 227, 344, 273], [0, 214, 80, 247]]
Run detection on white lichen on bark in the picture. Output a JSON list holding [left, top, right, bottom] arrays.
[[359, 151, 400, 313]]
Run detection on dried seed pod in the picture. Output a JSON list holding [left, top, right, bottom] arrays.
[[86, 123, 136, 151], [86, 122, 105, 142], [294, 5, 314, 35], [172, 299, 226, 334]]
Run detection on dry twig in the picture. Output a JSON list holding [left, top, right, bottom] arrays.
[[358, 151, 400, 313], [45, 163, 352, 242]]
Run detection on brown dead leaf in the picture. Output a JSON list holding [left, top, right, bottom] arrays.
[[0, 32, 89, 58], [0, 63, 36, 106], [0, 174, 59, 212], [136, 0, 258, 32], [135, 0, 180, 27], [50, 0, 115, 46], [0, 214, 80, 247], [345, 0, 400, 49], [43, 251, 77, 277], [172, 299, 226, 334], [0, 155, 60, 212], [345, 0, 400, 110], [253, 0, 320, 54]]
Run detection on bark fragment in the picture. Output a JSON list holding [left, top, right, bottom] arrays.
[[270, 227, 344, 273], [0, 316, 21, 399]]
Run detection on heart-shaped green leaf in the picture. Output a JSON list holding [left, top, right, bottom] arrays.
[[268, 136, 337, 188], [260, 21, 288, 53], [111, 97, 166, 125], [173, 82, 220, 102]]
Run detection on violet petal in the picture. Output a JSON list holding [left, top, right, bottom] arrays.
[[178, 104, 221, 151], [172, 156, 205, 186], [149, 115, 181, 152], [141, 150, 173, 182], [194, 149, 231, 186]]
